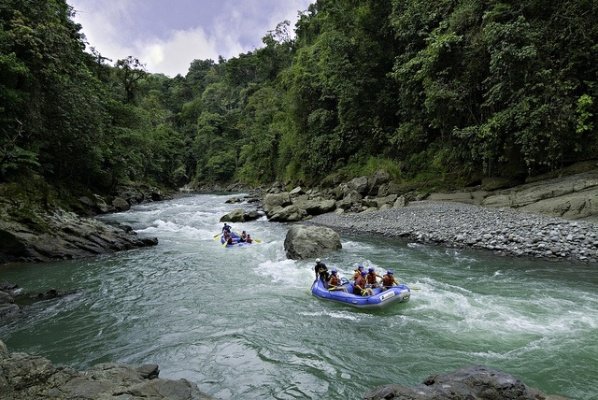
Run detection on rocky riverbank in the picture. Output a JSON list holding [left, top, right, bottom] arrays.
[[0, 183, 167, 264], [0, 340, 212, 400], [0, 340, 565, 400], [307, 200, 598, 263]]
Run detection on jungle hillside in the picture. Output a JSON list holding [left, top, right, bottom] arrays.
[[1, 0, 597, 203]]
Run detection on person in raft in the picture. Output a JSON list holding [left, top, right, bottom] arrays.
[[327, 269, 347, 292], [314, 258, 330, 286], [381, 270, 399, 290], [245, 234, 254, 244], [365, 267, 383, 288], [352, 264, 365, 281], [225, 233, 234, 246], [222, 223, 232, 234], [353, 270, 373, 296], [240, 230, 248, 242]]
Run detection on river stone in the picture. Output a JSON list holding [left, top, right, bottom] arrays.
[[263, 192, 292, 217], [220, 208, 245, 222], [112, 197, 130, 212], [0, 341, 213, 400], [268, 204, 307, 222], [363, 365, 553, 400], [284, 225, 342, 260], [347, 176, 369, 195]]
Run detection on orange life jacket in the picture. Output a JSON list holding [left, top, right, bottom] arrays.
[[329, 275, 341, 286], [382, 275, 395, 286], [354, 275, 365, 289], [366, 272, 377, 284]]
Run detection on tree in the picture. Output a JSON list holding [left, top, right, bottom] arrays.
[[115, 56, 147, 103]]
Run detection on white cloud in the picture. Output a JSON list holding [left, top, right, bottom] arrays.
[[138, 28, 228, 77], [68, 0, 313, 77]]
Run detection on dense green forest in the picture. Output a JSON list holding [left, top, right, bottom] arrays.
[[1, 0, 596, 200]]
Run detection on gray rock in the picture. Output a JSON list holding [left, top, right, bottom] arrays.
[[284, 225, 342, 260], [0, 209, 158, 263], [482, 170, 598, 220], [263, 192, 292, 217], [220, 208, 246, 222], [224, 196, 243, 204], [393, 196, 408, 208], [268, 204, 307, 222], [297, 199, 337, 216], [0, 341, 213, 399], [112, 197, 130, 212], [289, 186, 305, 196], [363, 365, 554, 400], [347, 176, 369, 195]]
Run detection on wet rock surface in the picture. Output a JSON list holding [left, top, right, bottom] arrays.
[[0, 340, 213, 400], [363, 365, 565, 400], [284, 225, 342, 260], [0, 209, 158, 264]]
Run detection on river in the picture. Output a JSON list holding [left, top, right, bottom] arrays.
[[1, 194, 596, 399]]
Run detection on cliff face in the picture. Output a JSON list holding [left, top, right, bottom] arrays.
[[427, 168, 598, 223], [0, 183, 166, 265], [0, 208, 157, 264]]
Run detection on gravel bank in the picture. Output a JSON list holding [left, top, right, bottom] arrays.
[[308, 201, 598, 263]]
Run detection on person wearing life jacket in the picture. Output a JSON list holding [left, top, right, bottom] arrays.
[[352, 265, 365, 281], [365, 267, 382, 288], [327, 269, 347, 292], [314, 258, 330, 287], [245, 234, 253, 244], [381, 270, 399, 290], [222, 223, 232, 234], [240, 230, 248, 242], [226, 234, 234, 246], [353, 270, 373, 296]]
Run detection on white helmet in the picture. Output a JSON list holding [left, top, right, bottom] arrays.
[[315, 258, 321, 263]]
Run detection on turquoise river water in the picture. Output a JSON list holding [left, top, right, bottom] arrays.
[[1, 194, 597, 399]]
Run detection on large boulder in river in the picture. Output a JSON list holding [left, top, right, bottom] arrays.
[[220, 208, 262, 223], [284, 225, 342, 260], [363, 365, 557, 400], [0, 340, 213, 400]]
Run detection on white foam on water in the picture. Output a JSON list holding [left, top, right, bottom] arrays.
[[135, 219, 215, 243], [341, 241, 375, 252], [254, 259, 313, 287], [299, 310, 361, 321]]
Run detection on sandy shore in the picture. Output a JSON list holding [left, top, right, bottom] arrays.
[[307, 201, 598, 263]]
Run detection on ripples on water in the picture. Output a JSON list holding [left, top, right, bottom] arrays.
[[1, 194, 597, 399]]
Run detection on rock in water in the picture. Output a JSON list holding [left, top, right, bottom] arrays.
[[284, 225, 341, 260]]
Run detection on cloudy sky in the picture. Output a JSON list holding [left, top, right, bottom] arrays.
[[68, 0, 313, 77]]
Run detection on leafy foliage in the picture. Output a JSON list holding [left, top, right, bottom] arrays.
[[1, 0, 596, 199]]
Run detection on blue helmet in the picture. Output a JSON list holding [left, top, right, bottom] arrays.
[[357, 265, 364, 270], [360, 271, 367, 276], [331, 269, 337, 274], [387, 270, 394, 275], [368, 267, 374, 272]]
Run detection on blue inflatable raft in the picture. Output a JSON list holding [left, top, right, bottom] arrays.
[[220, 231, 241, 244], [220, 232, 254, 247], [311, 278, 410, 309]]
